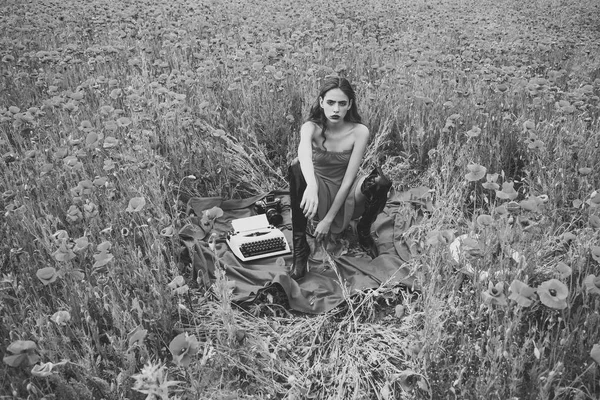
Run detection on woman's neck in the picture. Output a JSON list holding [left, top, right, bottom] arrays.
[[325, 120, 351, 135]]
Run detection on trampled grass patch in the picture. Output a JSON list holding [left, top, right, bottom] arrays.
[[1, 0, 599, 398]]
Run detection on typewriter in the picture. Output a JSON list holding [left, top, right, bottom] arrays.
[[226, 214, 291, 262]]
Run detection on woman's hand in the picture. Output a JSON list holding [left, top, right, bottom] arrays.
[[300, 184, 319, 219], [314, 219, 332, 243]]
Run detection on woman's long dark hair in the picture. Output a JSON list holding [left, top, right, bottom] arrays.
[[307, 76, 362, 150]]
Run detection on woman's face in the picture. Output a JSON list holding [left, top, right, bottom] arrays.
[[320, 88, 352, 125]]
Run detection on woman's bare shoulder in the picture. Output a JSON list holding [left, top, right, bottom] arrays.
[[301, 120, 321, 130], [300, 121, 321, 137], [352, 123, 369, 139]]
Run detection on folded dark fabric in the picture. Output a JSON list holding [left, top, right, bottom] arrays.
[[182, 191, 422, 314]]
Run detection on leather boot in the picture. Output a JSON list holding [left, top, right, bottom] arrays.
[[357, 166, 392, 258], [288, 159, 311, 279]]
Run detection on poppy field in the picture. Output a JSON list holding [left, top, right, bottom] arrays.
[[1, 0, 600, 398]]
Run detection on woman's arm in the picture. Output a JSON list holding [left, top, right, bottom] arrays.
[[297, 122, 319, 219], [314, 125, 370, 241]]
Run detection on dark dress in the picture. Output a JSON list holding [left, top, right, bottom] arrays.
[[311, 145, 362, 235]]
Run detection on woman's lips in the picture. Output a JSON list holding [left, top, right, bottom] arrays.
[[330, 115, 340, 120]]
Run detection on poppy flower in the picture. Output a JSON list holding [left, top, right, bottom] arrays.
[[93, 242, 114, 269], [52, 243, 76, 262], [94, 247, 114, 266], [97, 241, 112, 252], [466, 126, 481, 138], [54, 147, 68, 160], [589, 215, 600, 229], [494, 205, 508, 215], [168, 275, 185, 290], [36, 267, 58, 286], [85, 132, 100, 148], [537, 279, 568, 310], [78, 180, 94, 195], [116, 116, 131, 127], [168, 332, 199, 367], [592, 246, 600, 263], [93, 176, 108, 187], [173, 285, 189, 295], [40, 163, 54, 176], [78, 120, 94, 132], [482, 173, 500, 190], [523, 120, 535, 130], [519, 196, 542, 212], [426, 230, 454, 247], [591, 344, 600, 365], [482, 281, 507, 306], [69, 91, 84, 101], [579, 167, 592, 176], [66, 205, 83, 222], [126, 196, 146, 213], [127, 326, 148, 349], [587, 192, 600, 207], [201, 206, 223, 227], [497, 83, 508, 92], [160, 226, 175, 238], [83, 201, 98, 219], [465, 163, 487, 181], [476, 214, 494, 228], [3, 340, 40, 367], [103, 136, 119, 148], [496, 182, 518, 200], [103, 159, 116, 171], [391, 369, 427, 392], [99, 105, 114, 115], [449, 235, 483, 274], [104, 120, 118, 131], [508, 279, 536, 307], [52, 230, 69, 242], [415, 94, 433, 105], [555, 262, 572, 279], [62, 101, 78, 112], [109, 88, 122, 99], [212, 129, 226, 138], [583, 275, 600, 296], [50, 310, 71, 326], [63, 155, 81, 170], [561, 232, 577, 242]]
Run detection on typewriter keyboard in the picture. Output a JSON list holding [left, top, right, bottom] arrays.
[[239, 237, 287, 258]]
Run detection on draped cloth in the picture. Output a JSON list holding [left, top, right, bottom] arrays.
[[311, 146, 362, 234], [181, 190, 425, 314]]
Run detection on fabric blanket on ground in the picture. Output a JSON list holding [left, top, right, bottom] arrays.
[[180, 189, 428, 314]]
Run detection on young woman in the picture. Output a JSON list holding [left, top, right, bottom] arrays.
[[289, 76, 392, 279]]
